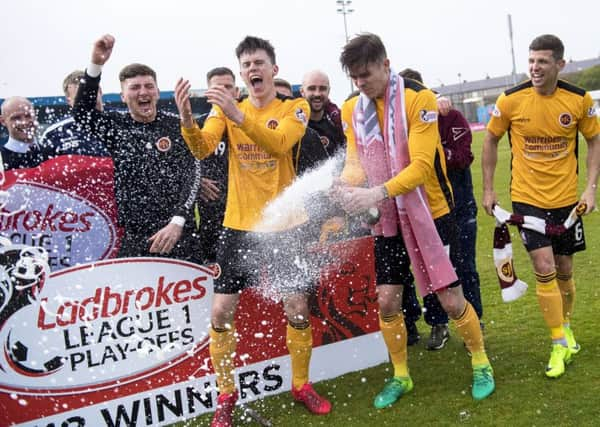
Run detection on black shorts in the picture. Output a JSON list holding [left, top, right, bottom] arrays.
[[215, 227, 312, 295], [513, 202, 586, 255], [374, 212, 460, 288]]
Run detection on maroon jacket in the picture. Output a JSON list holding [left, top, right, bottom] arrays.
[[438, 109, 473, 170]]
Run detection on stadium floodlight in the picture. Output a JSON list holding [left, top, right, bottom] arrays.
[[336, 0, 355, 93]]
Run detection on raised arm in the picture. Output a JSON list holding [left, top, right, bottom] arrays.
[[73, 35, 118, 149]]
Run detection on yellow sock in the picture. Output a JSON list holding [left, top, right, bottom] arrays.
[[535, 271, 565, 340], [209, 326, 237, 394], [379, 313, 409, 378], [286, 323, 313, 390], [556, 272, 575, 324], [454, 302, 489, 367]]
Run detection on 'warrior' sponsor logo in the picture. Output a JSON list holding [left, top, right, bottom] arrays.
[[492, 105, 501, 117], [558, 112, 572, 127], [523, 135, 568, 152], [419, 110, 437, 123]]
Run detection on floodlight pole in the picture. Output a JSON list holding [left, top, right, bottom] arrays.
[[336, 0, 355, 93], [508, 14, 518, 86]]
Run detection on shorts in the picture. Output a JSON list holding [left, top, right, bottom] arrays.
[[374, 212, 461, 289], [513, 202, 586, 255], [214, 227, 312, 295]]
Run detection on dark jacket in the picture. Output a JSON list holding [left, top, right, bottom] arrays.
[[73, 72, 201, 237]]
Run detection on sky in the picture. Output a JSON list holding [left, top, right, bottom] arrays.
[[1, 0, 599, 105]]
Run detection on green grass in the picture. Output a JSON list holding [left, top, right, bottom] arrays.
[[178, 131, 600, 426]]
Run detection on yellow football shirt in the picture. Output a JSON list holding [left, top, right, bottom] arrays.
[[182, 95, 310, 231], [487, 80, 600, 209], [341, 78, 454, 219]]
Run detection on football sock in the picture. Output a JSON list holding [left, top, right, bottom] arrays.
[[209, 324, 237, 394], [556, 272, 575, 324], [286, 321, 312, 389], [379, 312, 409, 377], [535, 271, 567, 345], [454, 302, 489, 366]]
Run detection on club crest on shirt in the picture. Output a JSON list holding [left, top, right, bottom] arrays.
[[320, 135, 330, 148], [558, 112, 572, 127], [266, 119, 279, 129], [295, 108, 308, 125], [156, 136, 172, 152], [419, 110, 438, 123]]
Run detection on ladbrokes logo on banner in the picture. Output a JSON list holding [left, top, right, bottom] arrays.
[[1, 182, 117, 270], [0, 156, 120, 271], [0, 258, 214, 394]]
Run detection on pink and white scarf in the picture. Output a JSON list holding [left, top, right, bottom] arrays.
[[352, 71, 457, 296]]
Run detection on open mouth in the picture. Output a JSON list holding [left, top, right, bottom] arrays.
[[138, 99, 153, 110], [250, 76, 263, 89]]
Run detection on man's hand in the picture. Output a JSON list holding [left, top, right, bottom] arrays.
[[148, 223, 183, 254], [205, 86, 244, 125], [91, 34, 115, 66], [199, 177, 221, 202], [175, 78, 194, 128], [579, 185, 597, 215], [334, 185, 385, 214], [482, 189, 498, 216]]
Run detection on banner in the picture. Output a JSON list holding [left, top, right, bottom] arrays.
[[0, 156, 120, 270], [0, 154, 386, 425], [0, 237, 384, 426]]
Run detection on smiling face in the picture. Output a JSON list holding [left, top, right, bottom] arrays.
[[301, 71, 330, 118], [239, 49, 278, 102], [0, 97, 37, 143], [528, 49, 565, 95], [120, 75, 159, 123]]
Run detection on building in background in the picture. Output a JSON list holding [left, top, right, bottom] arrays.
[[432, 57, 600, 124]]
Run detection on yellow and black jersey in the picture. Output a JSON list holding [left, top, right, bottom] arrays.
[[341, 78, 454, 219], [488, 79, 600, 209], [182, 95, 310, 231]]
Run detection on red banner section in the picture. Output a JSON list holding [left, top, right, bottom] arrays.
[[1, 156, 120, 270], [0, 155, 383, 426]]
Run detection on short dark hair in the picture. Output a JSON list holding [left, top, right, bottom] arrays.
[[235, 36, 276, 64], [206, 67, 235, 84], [119, 63, 157, 82], [340, 33, 387, 73], [529, 34, 564, 60], [273, 78, 292, 92], [62, 70, 85, 96], [399, 68, 423, 84]]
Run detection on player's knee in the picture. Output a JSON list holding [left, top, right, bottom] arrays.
[[378, 294, 401, 317], [438, 292, 464, 319], [211, 304, 236, 329]]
